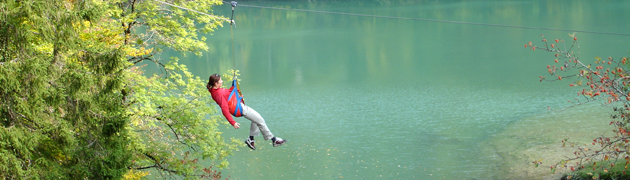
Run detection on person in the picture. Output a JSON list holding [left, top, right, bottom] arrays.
[[207, 73, 286, 150]]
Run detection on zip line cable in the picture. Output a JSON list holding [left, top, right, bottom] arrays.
[[235, 3, 630, 37], [229, 1, 242, 95], [229, 1, 237, 77]]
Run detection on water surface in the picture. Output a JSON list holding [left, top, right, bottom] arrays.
[[159, 0, 630, 179]]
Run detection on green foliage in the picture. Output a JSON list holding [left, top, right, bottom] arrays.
[[1, 0, 236, 179], [111, 0, 238, 178], [113, 0, 226, 56], [126, 58, 238, 177], [562, 160, 630, 180], [0, 0, 130, 178]]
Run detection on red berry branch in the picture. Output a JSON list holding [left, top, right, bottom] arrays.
[[526, 33, 630, 110], [526, 33, 630, 177]]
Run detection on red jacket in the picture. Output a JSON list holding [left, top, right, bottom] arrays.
[[209, 86, 236, 126]]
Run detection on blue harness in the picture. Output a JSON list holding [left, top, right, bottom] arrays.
[[227, 79, 244, 117]]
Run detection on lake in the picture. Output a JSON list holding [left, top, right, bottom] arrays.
[[158, 0, 630, 179]]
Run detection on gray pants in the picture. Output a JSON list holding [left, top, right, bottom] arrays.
[[241, 103, 274, 140]]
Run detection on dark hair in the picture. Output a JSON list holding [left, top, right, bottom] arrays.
[[207, 74, 221, 90]]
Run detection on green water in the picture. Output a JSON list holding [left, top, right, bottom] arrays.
[[157, 0, 630, 179]]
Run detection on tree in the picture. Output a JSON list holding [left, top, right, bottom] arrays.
[[0, 0, 130, 178], [1, 0, 238, 179], [527, 33, 630, 179], [111, 0, 239, 178]]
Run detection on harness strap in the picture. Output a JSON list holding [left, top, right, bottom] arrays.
[[228, 79, 243, 117], [235, 95, 243, 115]]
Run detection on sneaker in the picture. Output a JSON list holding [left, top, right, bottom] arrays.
[[272, 137, 286, 147], [245, 138, 256, 150]]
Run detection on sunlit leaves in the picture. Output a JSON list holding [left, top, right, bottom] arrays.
[[127, 0, 226, 57], [126, 58, 238, 177]]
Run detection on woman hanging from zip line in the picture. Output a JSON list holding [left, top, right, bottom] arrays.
[[207, 73, 286, 150]]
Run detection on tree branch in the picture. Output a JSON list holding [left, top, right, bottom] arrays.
[[132, 165, 157, 170], [124, 0, 138, 45], [143, 153, 180, 174]]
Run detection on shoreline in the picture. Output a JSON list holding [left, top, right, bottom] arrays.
[[482, 104, 613, 179]]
